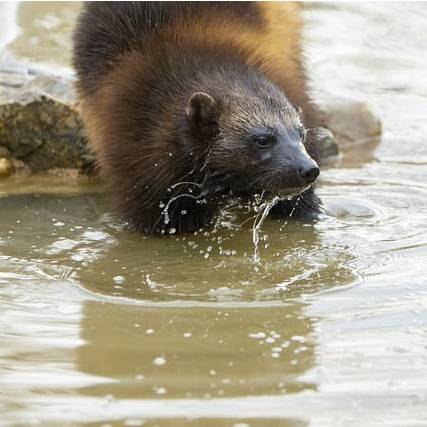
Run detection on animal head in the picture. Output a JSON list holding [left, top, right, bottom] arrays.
[[183, 77, 319, 199]]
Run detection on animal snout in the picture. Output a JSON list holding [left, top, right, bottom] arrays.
[[297, 159, 320, 185]]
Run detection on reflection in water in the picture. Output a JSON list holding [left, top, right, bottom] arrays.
[[77, 301, 316, 399]]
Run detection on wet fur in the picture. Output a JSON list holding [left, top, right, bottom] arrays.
[[73, 1, 322, 234]]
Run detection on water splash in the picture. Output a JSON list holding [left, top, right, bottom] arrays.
[[252, 196, 280, 264], [161, 190, 208, 225], [168, 181, 204, 191], [251, 195, 303, 263], [279, 196, 301, 233]]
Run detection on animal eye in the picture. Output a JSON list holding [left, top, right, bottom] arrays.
[[298, 127, 307, 140], [254, 135, 276, 149]]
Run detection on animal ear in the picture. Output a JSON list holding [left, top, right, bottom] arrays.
[[186, 92, 218, 124]]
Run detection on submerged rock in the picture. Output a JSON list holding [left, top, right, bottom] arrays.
[[0, 58, 381, 177], [322, 97, 382, 146], [316, 127, 340, 164]]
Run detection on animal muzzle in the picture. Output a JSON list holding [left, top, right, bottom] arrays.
[[296, 155, 319, 186], [275, 141, 320, 193]]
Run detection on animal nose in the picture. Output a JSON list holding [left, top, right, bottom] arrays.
[[298, 161, 320, 185]]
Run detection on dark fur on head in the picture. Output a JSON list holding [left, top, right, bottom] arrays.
[[73, 2, 323, 234]]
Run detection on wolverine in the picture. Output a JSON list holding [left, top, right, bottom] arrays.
[[73, 2, 322, 234]]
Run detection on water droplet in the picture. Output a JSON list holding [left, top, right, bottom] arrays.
[[154, 386, 167, 394], [153, 356, 166, 366], [249, 332, 266, 339]]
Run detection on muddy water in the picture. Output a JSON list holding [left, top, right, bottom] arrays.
[[1, 2, 427, 426]]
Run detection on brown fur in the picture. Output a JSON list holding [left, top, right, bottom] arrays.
[[73, 2, 322, 234]]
